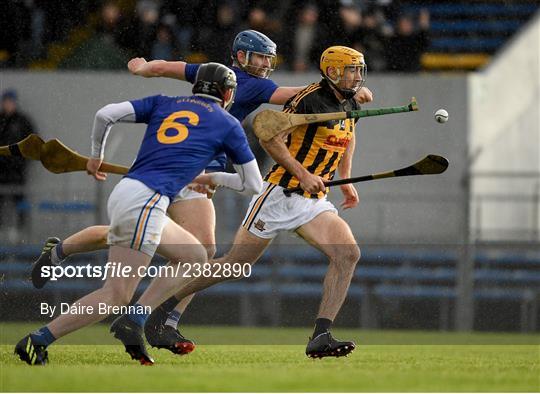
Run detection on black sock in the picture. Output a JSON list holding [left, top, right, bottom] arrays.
[[147, 296, 180, 327], [312, 318, 332, 337], [160, 296, 180, 313]]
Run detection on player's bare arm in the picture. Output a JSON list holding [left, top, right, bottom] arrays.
[[259, 131, 325, 194], [269, 86, 306, 105], [128, 57, 187, 80], [337, 133, 359, 209], [270, 86, 372, 106]]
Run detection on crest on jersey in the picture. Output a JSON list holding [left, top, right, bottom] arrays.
[[254, 219, 266, 231]]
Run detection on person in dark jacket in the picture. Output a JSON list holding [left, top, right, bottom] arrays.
[[386, 10, 430, 72], [0, 89, 35, 231]]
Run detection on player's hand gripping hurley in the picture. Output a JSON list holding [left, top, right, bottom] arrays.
[[253, 97, 419, 142], [283, 154, 449, 197]]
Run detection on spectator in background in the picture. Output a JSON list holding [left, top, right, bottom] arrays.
[[243, 5, 282, 44], [356, 7, 390, 72], [292, 3, 319, 72], [161, 0, 209, 56], [3, 0, 47, 66], [386, 9, 430, 72], [60, 1, 131, 69], [97, 2, 125, 46], [29, 1, 47, 60], [130, 0, 161, 58], [0, 90, 35, 239], [335, 1, 363, 46], [151, 24, 179, 60], [0, 0, 32, 67], [205, 3, 239, 64], [200, 1, 238, 64], [360, 0, 395, 17]]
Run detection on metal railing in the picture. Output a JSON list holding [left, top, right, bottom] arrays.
[[472, 171, 540, 242]]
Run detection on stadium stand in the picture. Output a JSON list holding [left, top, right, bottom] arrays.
[[2, 0, 538, 72], [414, 0, 539, 70], [1, 244, 538, 331]]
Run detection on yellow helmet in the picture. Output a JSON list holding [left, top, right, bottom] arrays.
[[320, 46, 366, 98]]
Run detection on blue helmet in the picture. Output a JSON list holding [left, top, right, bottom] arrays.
[[231, 30, 277, 78]]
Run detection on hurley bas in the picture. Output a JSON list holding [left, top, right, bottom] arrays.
[[40, 302, 152, 318]]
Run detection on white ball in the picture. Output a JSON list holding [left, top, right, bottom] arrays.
[[434, 109, 449, 123]]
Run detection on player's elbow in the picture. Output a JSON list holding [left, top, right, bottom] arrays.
[[259, 131, 287, 150], [95, 104, 116, 123]]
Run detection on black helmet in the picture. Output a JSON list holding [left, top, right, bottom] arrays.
[[192, 63, 237, 108]]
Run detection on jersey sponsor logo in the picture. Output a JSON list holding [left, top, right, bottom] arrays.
[[323, 134, 351, 149]]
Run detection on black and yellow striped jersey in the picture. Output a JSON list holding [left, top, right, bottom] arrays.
[[264, 79, 360, 198]]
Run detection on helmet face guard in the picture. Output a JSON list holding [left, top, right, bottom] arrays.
[[231, 30, 277, 79], [222, 81, 236, 111], [240, 50, 276, 78], [320, 46, 367, 100], [333, 63, 367, 99]]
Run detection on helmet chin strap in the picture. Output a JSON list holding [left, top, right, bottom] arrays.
[[337, 86, 358, 100], [324, 75, 358, 100]]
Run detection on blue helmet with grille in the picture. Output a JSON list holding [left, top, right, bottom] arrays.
[[231, 30, 277, 78]]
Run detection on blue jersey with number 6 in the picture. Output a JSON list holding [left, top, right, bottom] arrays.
[[127, 94, 255, 199]]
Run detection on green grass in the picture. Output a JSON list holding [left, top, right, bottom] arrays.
[[1, 323, 539, 392]]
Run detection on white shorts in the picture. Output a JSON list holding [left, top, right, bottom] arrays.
[[172, 185, 207, 203], [107, 178, 170, 256], [242, 182, 337, 239], [172, 171, 207, 203]]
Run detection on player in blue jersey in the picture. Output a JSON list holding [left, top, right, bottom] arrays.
[[30, 30, 374, 354], [15, 63, 263, 366]]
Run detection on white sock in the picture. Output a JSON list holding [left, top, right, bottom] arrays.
[[165, 310, 181, 329]]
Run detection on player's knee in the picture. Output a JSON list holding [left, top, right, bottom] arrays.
[[331, 245, 360, 270], [350, 245, 361, 264], [344, 245, 361, 266], [204, 244, 217, 260], [170, 244, 208, 266], [196, 245, 209, 266]]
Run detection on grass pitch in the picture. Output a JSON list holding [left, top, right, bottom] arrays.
[[1, 323, 539, 392]]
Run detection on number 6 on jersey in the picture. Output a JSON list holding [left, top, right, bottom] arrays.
[[157, 110, 199, 144]]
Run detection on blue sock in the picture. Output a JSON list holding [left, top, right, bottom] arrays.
[[165, 310, 181, 328], [51, 242, 66, 264], [30, 326, 56, 347], [55, 242, 67, 260], [126, 303, 150, 328]]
